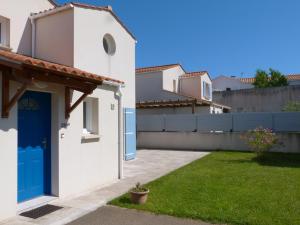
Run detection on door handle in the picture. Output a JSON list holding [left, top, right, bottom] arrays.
[[42, 138, 47, 149]]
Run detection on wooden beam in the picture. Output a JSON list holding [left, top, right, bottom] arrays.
[[1, 69, 27, 118], [65, 87, 92, 119], [6, 83, 27, 113], [1, 69, 10, 118], [65, 87, 71, 119], [69, 92, 90, 114], [20, 68, 97, 93], [192, 100, 196, 114]]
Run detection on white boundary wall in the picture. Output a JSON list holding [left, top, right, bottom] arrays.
[[137, 112, 300, 133], [137, 132, 300, 153]]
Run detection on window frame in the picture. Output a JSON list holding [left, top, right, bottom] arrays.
[[0, 16, 10, 48], [203, 81, 212, 100], [82, 97, 99, 136]]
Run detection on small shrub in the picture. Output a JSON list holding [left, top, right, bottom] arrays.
[[131, 182, 148, 193], [241, 127, 278, 158]]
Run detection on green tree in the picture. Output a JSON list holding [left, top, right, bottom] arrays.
[[269, 69, 288, 87], [253, 70, 269, 88], [253, 69, 288, 88]]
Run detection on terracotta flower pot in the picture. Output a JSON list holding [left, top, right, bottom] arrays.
[[130, 190, 149, 204]]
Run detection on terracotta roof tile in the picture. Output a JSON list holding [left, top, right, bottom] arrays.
[[240, 74, 300, 84], [0, 50, 123, 84], [180, 71, 208, 78], [136, 64, 181, 74], [286, 74, 300, 80], [239, 77, 255, 84]]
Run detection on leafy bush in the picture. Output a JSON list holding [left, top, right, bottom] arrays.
[[283, 101, 300, 112], [242, 127, 278, 157], [131, 182, 148, 193]]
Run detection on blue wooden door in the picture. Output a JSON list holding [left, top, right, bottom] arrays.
[[124, 108, 136, 160], [18, 91, 51, 203]]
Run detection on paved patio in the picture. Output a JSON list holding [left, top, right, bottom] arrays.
[[0, 150, 209, 225], [68, 205, 214, 225]]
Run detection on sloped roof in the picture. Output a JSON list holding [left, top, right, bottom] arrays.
[[240, 74, 300, 84], [180, 71, 208, 78], [0, 50, 123, 84], [32, 2, 136, 40], [136, 64, 183, 74]]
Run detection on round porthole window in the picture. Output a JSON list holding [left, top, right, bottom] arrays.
[[103, 34, 116, 55]]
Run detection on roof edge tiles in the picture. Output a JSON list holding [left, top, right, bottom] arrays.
[[0, 50, 124, 84], [136, 63, 184, 74], [240, 74, 300, 84]]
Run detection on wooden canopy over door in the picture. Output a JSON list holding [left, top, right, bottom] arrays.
[[0, 50, 123, 119]]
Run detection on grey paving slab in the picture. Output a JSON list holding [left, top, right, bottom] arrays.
[[1, 150, 209, 225], [68, 205, 216, 225]]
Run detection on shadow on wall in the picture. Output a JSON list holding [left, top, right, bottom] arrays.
[[17, 19, 32, 55]]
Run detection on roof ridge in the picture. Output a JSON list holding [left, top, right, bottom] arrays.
[[136, 63, 180, 70], [32, 2, 136, 40]]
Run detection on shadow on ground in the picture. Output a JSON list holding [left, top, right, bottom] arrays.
[[221, 152, 300, 168]]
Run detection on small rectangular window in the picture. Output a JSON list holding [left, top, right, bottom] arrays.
[[83, 97, 99, 135], [203, 81, 211, 100], [173, 79, 177, 92], [0, 16, 10, 47]]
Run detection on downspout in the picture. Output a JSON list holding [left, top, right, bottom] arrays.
[[102, 80, 125, 179], [30, 18, 36, 57]]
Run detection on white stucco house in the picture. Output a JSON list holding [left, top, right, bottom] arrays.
[[136, 64, 230, 115], [213, 74, 300, 91], [0, 0, 136, 221]]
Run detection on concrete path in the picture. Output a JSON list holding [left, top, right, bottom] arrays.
[[1, 150, 209, 225], [68, 206, 213, 225]]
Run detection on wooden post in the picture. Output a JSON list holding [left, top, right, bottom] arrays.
[[65, 87, 71, 119], [192, 102, 196, 114], [1, 69, 9, 118]]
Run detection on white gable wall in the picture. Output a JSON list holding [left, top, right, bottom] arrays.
[[0, 0, 54, 54], [73, 7, 136, 108], [212, 76, 253, 91], [162, 66, 185, 92]]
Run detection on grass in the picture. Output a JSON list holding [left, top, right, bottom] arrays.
[[110, 152, 300, 225]]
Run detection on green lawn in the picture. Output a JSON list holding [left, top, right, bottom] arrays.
[[110, 152, 300, 225]]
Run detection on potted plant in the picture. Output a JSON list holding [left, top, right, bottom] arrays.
[[130, 182, 149, 204]]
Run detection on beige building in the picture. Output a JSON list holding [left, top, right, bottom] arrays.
[[136, 64, 230, 115], [0, 0, 136, 221]]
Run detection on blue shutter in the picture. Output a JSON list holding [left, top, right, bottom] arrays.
[[124, 108, 136, 160]]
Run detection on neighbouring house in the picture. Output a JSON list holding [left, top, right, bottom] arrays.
[[136, 64, 230, 115], [0, 0, 136, 221], [212, 74, 300, 91]]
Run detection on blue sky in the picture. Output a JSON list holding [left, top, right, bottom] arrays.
[[57, 0, 300, 78]]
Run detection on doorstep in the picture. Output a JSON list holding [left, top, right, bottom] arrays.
[[18, 196, 58, 213]]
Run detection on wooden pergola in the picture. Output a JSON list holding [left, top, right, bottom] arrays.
[[0, 50, 123, 119], [136, 99, 231, 113]]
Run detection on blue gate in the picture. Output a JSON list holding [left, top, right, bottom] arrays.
[[124, 108, 136, 160], [18, 91, 51, 202]]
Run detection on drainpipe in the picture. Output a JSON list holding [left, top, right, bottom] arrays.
[[102, 80, 125, 179], [30, 18, 36, 57]]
